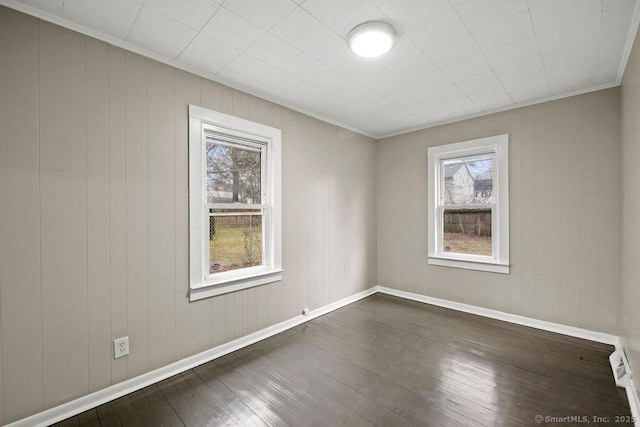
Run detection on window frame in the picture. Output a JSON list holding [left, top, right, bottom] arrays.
[[427, 134, 509, 274], [189, 105, 282, 301]]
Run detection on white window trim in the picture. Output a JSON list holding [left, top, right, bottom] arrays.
[[427, 134, 509, 274], [189, 105, 282, 301]]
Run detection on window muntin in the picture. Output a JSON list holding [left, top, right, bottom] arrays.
[[427, 135, 509, 274], [189, 105, 282, 301]]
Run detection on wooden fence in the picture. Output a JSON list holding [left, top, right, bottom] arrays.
[[443, 209, 491, 236]]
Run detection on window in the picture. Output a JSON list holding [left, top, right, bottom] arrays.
[[189, 105, 282, 301], [427, 134, 509, 274]]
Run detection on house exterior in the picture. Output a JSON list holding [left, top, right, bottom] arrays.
[[444, 163, 494, 205], [444, 163, 474, 204]]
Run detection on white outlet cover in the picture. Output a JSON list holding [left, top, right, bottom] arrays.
[[113, 336, 130, 359]]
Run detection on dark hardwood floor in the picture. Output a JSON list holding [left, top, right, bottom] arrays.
[[54, 294, 633, 426]]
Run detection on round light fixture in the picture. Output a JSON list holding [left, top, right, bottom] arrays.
[[348, 22, 396, 58]]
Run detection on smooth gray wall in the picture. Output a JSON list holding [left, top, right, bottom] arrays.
[[377, 88, 622, 335], [621, 19, 640, 407], [0, 7, 377, 424]]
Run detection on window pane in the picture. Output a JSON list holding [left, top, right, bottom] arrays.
[[209, 209, 262, 274], [207, 140, 261, 204], [442, 155, 493, 205], [442, 209, 492, 256]]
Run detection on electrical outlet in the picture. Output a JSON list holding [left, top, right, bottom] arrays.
[[113, 336, 129, 359]]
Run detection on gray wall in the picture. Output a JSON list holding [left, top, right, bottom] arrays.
[[621, 21, 640, 408], [0, 7, 377, 424], [377, 88, 622, 334]]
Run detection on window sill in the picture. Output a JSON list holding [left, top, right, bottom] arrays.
[[428, 256, 510, 274], [190, 267, 283, 301]]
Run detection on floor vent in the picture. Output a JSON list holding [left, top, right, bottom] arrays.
[[610, 349, 632, 387]]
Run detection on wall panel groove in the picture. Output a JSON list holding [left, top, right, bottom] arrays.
[[377, 88, 623, 335], [0, 6, 370, 423]]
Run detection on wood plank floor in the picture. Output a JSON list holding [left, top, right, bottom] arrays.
[[54, 294, 633, 426]]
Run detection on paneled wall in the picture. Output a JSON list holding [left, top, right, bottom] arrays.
[[377, 88, 622, 334], [0, 7, 377, 424], [621, 21, 640, 406]]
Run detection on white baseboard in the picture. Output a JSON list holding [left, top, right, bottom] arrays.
[[7, 285, 637, 427], [614, 338, 640, 427], [378, 286, 640, 426], [377, 286, 619, 345], [625, 380, 640, 427], [6, 286, 378, 427]]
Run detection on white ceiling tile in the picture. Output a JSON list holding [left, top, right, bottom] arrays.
[[378, 37, 427, 66], [383, 53, 440, 83], [471, 10, 534, 51], [177, 33, 241, 73], [507, 79, 552, 103], [301, 0, 384, 36], [258, 68, 305, 92], [467, 83, 509, 101], [454, 0, 528, 32], [127, 8, 197, 58], [422, 93, 480, 122], [468, 91, 513, 111], [269, 7, 334, 51], [405, 9, 468, 52], [529, 0, 602, 34], [494, 55, 546, 84], [222, 0, 298, 30], [63, 0, 142, 39], [279, 53, 332, 82], [597, 58, 622, 84], [201, 7, 265, 51], [245, 34, 301, 67], [321, 72, 361, 97], [602, 0, 636, 34], [420, 81, 463, 102], [547, 67, 598, 95], [359, 71, 415, 101], [454, 70, 502, 93], [599, 31, 629, 76], [439, 55, 493, 81], [305, 33, 357, 69], [283, 82, 329, 107], [22, 0, 64, 15], [604, 0, 635, 9], [377, 0, 453, 29], [502, 74, 550, 98], [423, 33, 483, 67], [217, 53, 276, 82], [13, 0, 636, 136], [542, 40, 599, 71], [526, 0, 550, 8], [143, 0, 219, 31], [481, 35, 540, 69], [536, 13, 601, 54], [402, 69, 453, 92]]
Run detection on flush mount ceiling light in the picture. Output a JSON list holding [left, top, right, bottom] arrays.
[[348, 21, 396, 58]]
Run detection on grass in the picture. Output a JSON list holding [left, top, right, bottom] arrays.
[[209, 225, 262, 273], [443, 232, 492, 256]]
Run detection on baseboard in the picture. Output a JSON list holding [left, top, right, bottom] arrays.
[[625, 379, 640, 427], [614, 337, 640, 427], [7, 285, 635, 427], [378, 286, 640, 425], [377, 286, 619, 345], [6, 286, 378, 427]]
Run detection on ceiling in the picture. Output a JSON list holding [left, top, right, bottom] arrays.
[[4, 0, 639, 138]]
